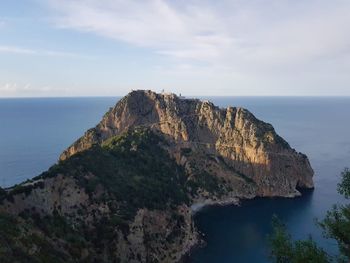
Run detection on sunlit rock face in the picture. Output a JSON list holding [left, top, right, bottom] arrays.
[[61, 90, 314, 198]]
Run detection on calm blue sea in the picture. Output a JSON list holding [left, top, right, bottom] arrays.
[[0, 96, 349, 262], [0, 97, 119, 187]]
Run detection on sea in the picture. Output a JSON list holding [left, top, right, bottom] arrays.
[[0, 96, 349, 262]]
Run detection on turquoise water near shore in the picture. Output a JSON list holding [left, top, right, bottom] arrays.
[[0, 96, 349, 262]]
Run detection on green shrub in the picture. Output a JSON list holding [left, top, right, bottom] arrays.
[[9, 184, 33, 197], [41, 129, 189, 220], [270, 168, 350, 262], [0, 188, 6, 202], [181, 148, 192, 156]]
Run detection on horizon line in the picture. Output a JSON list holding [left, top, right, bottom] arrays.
[[1, 94, 350, 99]]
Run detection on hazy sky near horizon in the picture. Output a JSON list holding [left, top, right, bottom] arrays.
[[0, 0, 350, 97]]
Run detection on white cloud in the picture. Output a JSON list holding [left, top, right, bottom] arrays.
[[45, 0, 350, 69], [0, 82, 69, 97], [0, 46, 37, 55], [0, 45, 92, 59], [47, 0, 235, 61]]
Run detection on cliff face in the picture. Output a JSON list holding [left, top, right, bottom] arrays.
[[0, 90, 314, 263], [61, 90, 313, 197]]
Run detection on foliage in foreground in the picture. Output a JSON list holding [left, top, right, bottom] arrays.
[[269, 168, 350, 263], [269, 216, 329, 263]]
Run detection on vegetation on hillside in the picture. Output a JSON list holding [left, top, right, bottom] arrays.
[[40, 128, 189, 217], [0, 187, 6, 203], [0, 128, 194, 262], [269, 168, 350, 263], [0, 212, 72, 263]]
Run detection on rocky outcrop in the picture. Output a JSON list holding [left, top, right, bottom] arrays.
[[61, 90, 313, 197], [0, 90, 313, 263]]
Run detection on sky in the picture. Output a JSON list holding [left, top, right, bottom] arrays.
[[0, 0, 349, 97]]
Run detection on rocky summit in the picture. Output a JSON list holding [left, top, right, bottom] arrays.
[[0, 90, 313, 262]]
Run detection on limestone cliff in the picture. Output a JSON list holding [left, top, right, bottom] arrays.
[[61, 90, 313, 197], [0, 90, 313, 263]]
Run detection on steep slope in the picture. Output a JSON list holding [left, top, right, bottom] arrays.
[[61, 90, 313, 197], [0, 129, 197, 262], [0, 90, 314, 262]]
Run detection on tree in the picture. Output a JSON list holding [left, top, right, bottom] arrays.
[[269, 215, 329, 263], [318, 168, 350, 262], [0, 187, 6, 201], [269, 168, 350, 263]]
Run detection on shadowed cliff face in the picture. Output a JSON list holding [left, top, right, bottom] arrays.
[[0, 90, 314, 263], [60, 90, 314, 197]]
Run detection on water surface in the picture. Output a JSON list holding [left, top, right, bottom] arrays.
[[0, 97, 118, 187]]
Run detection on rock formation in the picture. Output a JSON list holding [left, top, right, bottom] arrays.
[[0, 90, 313, 262], [62, 90, 314, 197]]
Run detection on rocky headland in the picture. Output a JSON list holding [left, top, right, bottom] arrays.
[[0, 90, 313, 262]]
